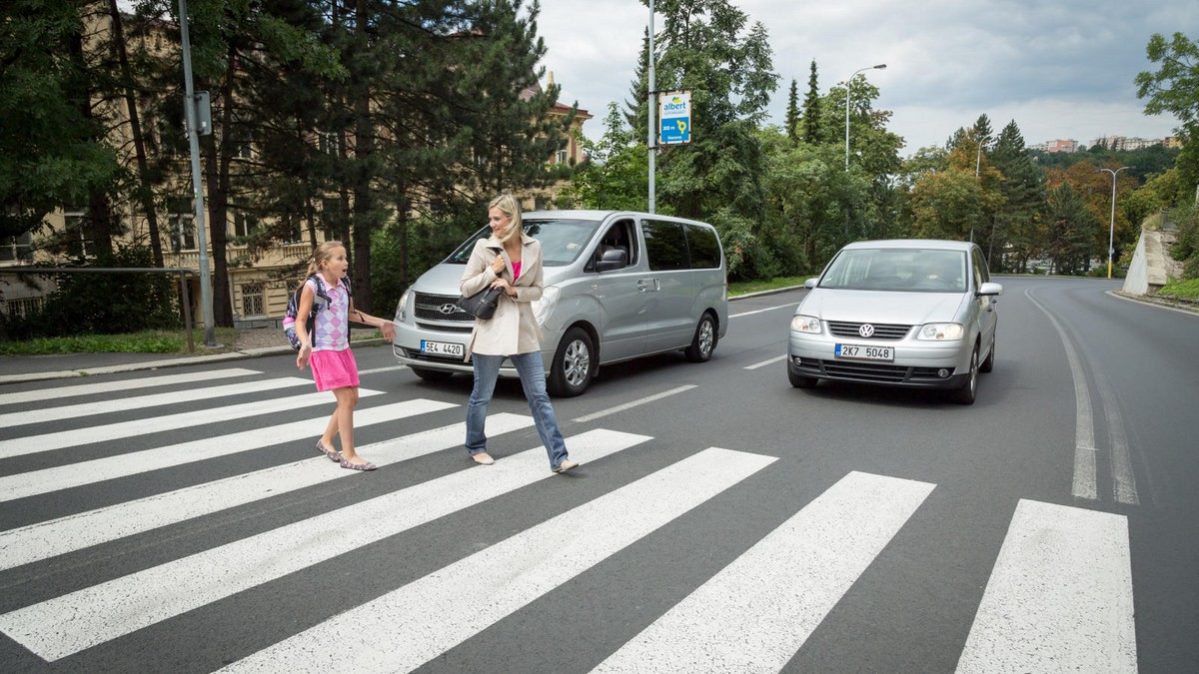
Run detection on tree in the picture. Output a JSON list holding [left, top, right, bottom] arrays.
[[1136, 32, 1199, 202], [1044, 183, 1098, 275], [784, 78, 799, 144], [565, 103, 647, 210], [624, 27, 650, 141], [801, 59, 820, 144], [989, 120, 1045, 272]]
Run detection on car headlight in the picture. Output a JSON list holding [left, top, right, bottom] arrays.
[[917, 323, 964, 340], [532, 286, 560, 326], [790, 314, 822, 334], [395, 289, 411, 323]]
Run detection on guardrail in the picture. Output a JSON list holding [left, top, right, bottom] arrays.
[[0, 266, 197, 352]]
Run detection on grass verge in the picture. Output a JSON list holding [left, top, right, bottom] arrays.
[[0, 328, 237, 356], [729, 276, 808, 298], [1158, 278, 1199, 301]]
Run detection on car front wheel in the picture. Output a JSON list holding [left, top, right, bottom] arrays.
[[788, 368, 817, 388], [951, 345, 979, 405], [548, 327, 594, 397], [684, 313, 717, 362]]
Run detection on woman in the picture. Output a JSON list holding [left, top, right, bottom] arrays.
[[460, 194, 577, 474]]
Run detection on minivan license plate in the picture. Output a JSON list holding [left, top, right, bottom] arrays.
[[420, 340, 464, 358], [835, 343, 894, 362]]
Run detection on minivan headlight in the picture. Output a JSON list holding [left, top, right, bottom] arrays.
[[790, 314, 822, 334], [532, 286, 560, 326], [395, 289, 412, 323], [917, 323, 964, 340]]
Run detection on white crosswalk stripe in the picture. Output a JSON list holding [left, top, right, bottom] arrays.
[[0, 398, 454, 502], [0, 368, 261, 406], [219, 447, 776, 673], [0, 377, 310, 428], [0, 372, 1142, 671], [593, 471, 935, 673], [0, 387, 384, 457]]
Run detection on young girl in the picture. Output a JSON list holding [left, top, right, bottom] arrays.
[[295, 241, 395, 471]]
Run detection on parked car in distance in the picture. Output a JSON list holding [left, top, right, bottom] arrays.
[[393, 210, 729, 396], [787, 239, 1001, 404]]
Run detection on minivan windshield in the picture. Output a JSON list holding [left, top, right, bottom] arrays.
[[820, 248, 969, 292], [445, 219, 600, 266]]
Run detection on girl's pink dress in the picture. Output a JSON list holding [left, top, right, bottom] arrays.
[[307, 275, 359, 391]]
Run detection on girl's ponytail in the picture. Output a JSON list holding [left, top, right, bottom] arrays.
[[306, 240, 343, 277]]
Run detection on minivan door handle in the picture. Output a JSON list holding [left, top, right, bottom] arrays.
[[637, 279, 660, 293]]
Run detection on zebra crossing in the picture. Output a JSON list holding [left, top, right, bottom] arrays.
[[0, 367, 1138, 672]]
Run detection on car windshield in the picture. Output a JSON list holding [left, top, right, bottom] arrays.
[[445, 219, 600, 266], [819, 248, 968, 292]]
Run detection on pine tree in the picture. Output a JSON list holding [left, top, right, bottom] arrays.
[[624, 27, 650, 142], [802, 60, 821, 144], [785, 78, 800, 144], [990, 120, 1045, 271]]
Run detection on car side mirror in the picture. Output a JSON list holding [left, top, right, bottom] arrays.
[[804, 277, 819, 289], [595, 248, 628, 272], [977, 282, 1003, 296]]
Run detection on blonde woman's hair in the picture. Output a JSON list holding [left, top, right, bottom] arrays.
[[489, 193, 523, 243], [306, 240, 345, 277]]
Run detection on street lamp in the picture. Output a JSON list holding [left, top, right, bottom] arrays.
[[971, 132, 989, 243], [845, 63, 886, 170], [1099, 166, 1131, 279]]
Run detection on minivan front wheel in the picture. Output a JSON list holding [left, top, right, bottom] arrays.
[[548, 327, 594, 397], [684, 313, 717, 362]]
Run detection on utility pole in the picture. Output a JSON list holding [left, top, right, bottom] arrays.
[[647, 0, 656, 214], [178, 0, 216, 346]]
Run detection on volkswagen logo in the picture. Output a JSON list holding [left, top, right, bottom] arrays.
[[858, 323, 875, 338], [439, 303, 458, 315]]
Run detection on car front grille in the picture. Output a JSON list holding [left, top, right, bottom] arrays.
[[414, 292, 474, 322], [795, 358, 946, 384], [827, 321, 912, 340]]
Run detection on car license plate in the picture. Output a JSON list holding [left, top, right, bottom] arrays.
[[835, 343, 894, 362], [420, 340, 464, 358]]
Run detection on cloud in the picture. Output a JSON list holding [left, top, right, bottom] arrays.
[[535, 0, 1199, 154]]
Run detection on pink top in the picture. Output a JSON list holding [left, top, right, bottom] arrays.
[[511, 261, 522, 281]]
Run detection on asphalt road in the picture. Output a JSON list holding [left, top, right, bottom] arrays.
[[0, 276, 1195, 672]]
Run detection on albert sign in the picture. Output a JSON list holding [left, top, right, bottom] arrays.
[[658, 90, 692, 145]]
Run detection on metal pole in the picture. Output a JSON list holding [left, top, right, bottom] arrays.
[[647, 0, 656, 214], [179, 0, 216, 346], [844, 64, 885, 171], [1101, 166, 1130, 279]]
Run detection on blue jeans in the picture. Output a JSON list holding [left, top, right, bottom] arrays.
[[466, 352, 570, 469]]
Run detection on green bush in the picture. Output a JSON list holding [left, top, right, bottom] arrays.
[[1170, 206, 1199, 280]]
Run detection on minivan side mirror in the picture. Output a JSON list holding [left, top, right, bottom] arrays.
[[977, 281, 1003, 296], [595, 248, 628, 272], [804, 277, 819, 289]]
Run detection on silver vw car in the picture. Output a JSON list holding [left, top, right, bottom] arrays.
[[787, 239, 1001, 404]]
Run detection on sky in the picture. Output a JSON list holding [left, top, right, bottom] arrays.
[[534, 0, 1199, 155]]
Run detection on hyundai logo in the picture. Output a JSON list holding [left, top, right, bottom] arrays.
[[858, 323, 875, 338], [439, 303, 458, 315]]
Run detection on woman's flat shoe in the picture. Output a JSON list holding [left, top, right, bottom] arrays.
[[554, 459, 579, 474], [471, 453, 496, 465], [339, 458, 376, 471]]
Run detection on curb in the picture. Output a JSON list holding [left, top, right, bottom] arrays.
[[1108, 290, 1199, 316]]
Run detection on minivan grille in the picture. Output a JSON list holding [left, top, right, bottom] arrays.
[[413, 292, 474, 322], [827, 321, 912, 340], [795, 359, 947, 384]]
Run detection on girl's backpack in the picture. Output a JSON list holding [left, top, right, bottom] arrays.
[[282, 274, 351, 350]]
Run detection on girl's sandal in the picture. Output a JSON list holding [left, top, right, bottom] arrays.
[[340, 458, 377, 471], [316, 440, 342, 463]]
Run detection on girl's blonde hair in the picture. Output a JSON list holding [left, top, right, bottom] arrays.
[[306, 240, 345, 277], [489, 193, 523, 243]]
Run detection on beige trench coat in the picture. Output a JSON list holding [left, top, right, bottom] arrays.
[[460, 232, 544, 359]]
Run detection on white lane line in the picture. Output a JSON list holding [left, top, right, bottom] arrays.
[[1091, 366, 1139, 505], [730, 304, 796, 319], [0, 414, 532, 572], [0, 399, 456, 502], [0, 368, 261, 407], [220, 447, 777, 674], [572, 385, 696, 423], [358, 365, 406, 375], [1107, 289, 1199, 317], [593, 471, 934, 673], [956, 500, 1136, 673], [0, 377, 311, 428], [0, 389, 382, 458], [0, 429, 653, 661], [744, 354, 788, 370], [1026, 289, 1097, 500]]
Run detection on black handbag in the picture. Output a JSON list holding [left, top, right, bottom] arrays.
[[455, 285, 502, 319]]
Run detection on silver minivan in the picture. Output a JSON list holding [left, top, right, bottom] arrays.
[[392, 210, 729, 396]]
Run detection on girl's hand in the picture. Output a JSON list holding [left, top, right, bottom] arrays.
[[296, 343, 311, 370], [490, 255, 505, 274], [380, 320, 396, 341]]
